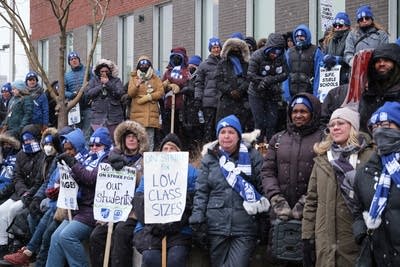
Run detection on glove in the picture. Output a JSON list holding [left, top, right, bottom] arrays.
[[355, 232, 366, 245], [230, 89, 241, 99], [108, 152, 128, 171], [242, 196, 270, 215], [21, 192, 32, 207], [45, 187, 59, 199], [323, 54, 337, 69], [29, 197, 42, 216], [169, 83, 180, 94], [302, 239, 316, 267], [270, 194, 291, 221], [291, 195, 306, 220], [136, 94, 152, 105], [57, 152, 77, 168], [162, 79, 170, 90], [190, 223, 208, 250], [193, 98, 202, 109]]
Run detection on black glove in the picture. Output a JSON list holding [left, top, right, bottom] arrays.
[[57, 152, 77, 168], [302, 239, 316, 267], [193, 98, 202, 109], [323, 54, 337, 70], [21, 192, 32, 207], [108, 152, 128, 171], [190, 223, 208, 250], [29, 197, 42, 217], [355, 232, 366, 245]]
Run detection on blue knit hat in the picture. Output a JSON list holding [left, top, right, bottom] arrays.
[[188, 55, 202, 66], [216, 115, 242, 136], [291, 96, 313, 112], [356, 5, 374, 21], [90, 127, 112, 149], [68, 51, 80, 65], [230, 32, 244, 40], [25, 71, 38, 84], [1, 82, 11, 93], [334, 12, 351, 26], [12, 80, 26, 91], [369, 102, 400, 128], [208, 37, 221, 51]]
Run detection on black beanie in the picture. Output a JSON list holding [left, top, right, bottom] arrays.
[[160, 133, 182, 151]]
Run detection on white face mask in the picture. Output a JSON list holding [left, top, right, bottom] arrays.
[[44, 145, 56, 156]]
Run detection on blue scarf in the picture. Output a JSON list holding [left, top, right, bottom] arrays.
[[219, 142, 262, 202], [22, 142, 41, 154], [229, 56, 243, 77], [171, 66, 183, 80]]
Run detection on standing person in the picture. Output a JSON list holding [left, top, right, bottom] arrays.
[[194, 37, 222, 143], [353, 102, 400, 266], [45, 127, 111, 267], [86, 59, 125, 141], [215, 37, 250, 128], [89, 120, 149, 267], [189, 115, 269, 267], [344, 5, 388, 66], [247, 32, 288, 144], [128, 56, 164, 151], [284, 24, 323, 101], [301, 107, 374, 267], [262, 93, 323, 265], [0, 83, 12, 124], [321, 12, 352, 84], [133, 133, 197, 267], [25, 71, 49, 131]]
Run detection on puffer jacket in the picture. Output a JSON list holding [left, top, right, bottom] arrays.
[[2, 94, 33, 139], [194, 54, 221, 108]]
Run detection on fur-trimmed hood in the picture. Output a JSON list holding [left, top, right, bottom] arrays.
[[113, 120, 149, 154], [93, 58, 119, 78], [40, 127, 62, 153], [220, 37, 250, 62], [0, 133, 20, 150]]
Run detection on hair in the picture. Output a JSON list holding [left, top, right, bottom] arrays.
[[356, 21, 388, 34], [257, 38, 267, 49], [313, 126, 360, 155]]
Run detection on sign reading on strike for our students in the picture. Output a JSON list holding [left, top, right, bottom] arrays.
[[93, 163, 136, 222], [57, 163, 79, 210], [318, 65, 341, 103], [143, 152, 188, 224]]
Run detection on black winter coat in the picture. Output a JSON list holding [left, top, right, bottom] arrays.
[[194, 54, 221, 108]]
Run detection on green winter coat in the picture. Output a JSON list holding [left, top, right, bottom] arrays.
[[2, 95, 33, 138]]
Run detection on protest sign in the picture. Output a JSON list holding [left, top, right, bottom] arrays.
[[93, 163, 137, 222], [318, 65, 341, 102], [57, 163, 79, 210], [68, 103, 81, 125], [144, 152, 188, 224]]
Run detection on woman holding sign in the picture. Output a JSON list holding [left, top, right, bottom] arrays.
[[133, 133, 197, 267], [189, 115, 269, 267]]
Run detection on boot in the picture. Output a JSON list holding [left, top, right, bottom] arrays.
[[3, 246, 31, 265]]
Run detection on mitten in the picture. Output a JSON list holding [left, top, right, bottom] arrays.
[[45, 187, 59, 199], [190, 223, 208, 250], [29, 197, 42, 216], [162, 79, 170, 89], [242, 196, 270, 215], [137, 94, 152, 105], [302, 239, 316, 267], [230, 89, 241, 99], [291, 194, 306, 220], [57, 152, 77, 168], [323, 54, 337, 69], [270, 194, 291, 220], [108, 152, 128, 171], [169, 83, 180, 94]]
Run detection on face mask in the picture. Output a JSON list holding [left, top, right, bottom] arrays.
[[139, 65, 150, 73], [44, 145, 56, 156], [172, 55, 182, 67]]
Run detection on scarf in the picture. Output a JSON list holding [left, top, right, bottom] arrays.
[[229, 56, 243, 77], [137, 68, 154, 82], [171, 66, 183, 80], [219, 142, 261, 202], [22, 142, 41, 154], [365, 128, 400, 229], [83, 150, 107, 171], [28, 84, 44, 99]]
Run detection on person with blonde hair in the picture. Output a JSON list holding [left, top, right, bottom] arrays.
[[302, 107, 374, 266]]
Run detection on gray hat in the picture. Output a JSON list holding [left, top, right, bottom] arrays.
[[330, 107, 360, 132]]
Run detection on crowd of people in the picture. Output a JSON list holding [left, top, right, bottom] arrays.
[[0, 3, 399, 267]]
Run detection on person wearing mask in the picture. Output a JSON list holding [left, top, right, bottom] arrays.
[[344, 5, 388, 67], [302, 107, 374, 267], [194, 37, 222, 143], [25, 71, 49, 130], [128, 56, 164, 151]]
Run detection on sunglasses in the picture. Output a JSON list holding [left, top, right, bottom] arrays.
[[333, 23, 345, 29], [89, 143, 103, 147], [368, 121, 392, 132], [358, 16, 372, 23]]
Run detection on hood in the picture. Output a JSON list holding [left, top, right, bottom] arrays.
[[21, 124, 42, 142], [62, 128, 87, 155], [292, 24, 312, 47], [0, 133, 20, 150], [370, 43, 400, 67], [40, 127, 62, 153], [168, 47, 188, 68], [136, 55, 152, 68], [113, 120, 149, 154], [220, 38, 250, 62], [287, 92, 321, 135], [263, 33, 286, 54], [93, 59, 119, 78]]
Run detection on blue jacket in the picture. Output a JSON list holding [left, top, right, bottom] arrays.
[[64, 64, 87, 100], [31, 92, 49, 126]]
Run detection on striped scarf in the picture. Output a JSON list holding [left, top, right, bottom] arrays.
[[22, 142, 41, 154]]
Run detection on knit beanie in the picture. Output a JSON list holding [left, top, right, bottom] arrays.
[[330, 107, 360, 132], [68, 51, 80, 65], [90, 127, 112, 149], [188, 55, 202, 66], [244, 36, 257, 52], [12, 80, 27, 91], [160, 133, 182, 152], [230, 32, 244, 40], [334, 12, 351, 26], [369, 101, 400, 128], [25, 71, 38, 84], [1, 82, 11, 93], [208, 37, 222, 51], [216, 115, 243, 137], [290, 96, 313, 112], [356, 5, 374, 21]]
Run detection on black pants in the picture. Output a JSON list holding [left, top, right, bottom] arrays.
[[89, 218, 137, 267]]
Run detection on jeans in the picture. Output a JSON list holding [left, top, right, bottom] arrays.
[[26, 208, 55, 253], [36, 219, 60, 267], [248, 94, 278, 142], [141, 245, 190, 267], [45, 220, 93, 267], [0, 199, 23, 245]]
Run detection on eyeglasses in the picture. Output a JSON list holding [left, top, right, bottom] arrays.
[[368, 121, 391, 132], [358, 16, 372, 23], [89, 143, 103, 147], [327, 119, 348, 129], [333, 23, 345, 29], [100, 70, 109, 73]]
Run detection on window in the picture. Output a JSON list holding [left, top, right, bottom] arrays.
[[119, 14, 134, 83], [195, 0, 219, 57], [247, 0, 274, 41], [87, 25, 102, 66], [153, 4, 173, 73], [38, 39, 49, 84]]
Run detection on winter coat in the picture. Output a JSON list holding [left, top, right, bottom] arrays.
[[29, 85, 49, 127], [353, 152, 400, 266], [181, 72, 203, 129], [0, 97, 10, 124], [128, 56, 164, 128], [194, 54, 221, 108], [0, 134, 20, 199], [189, 142, 263, 237], [247, 33, 288, 101], [302, 135, 374, 267], [64, 64, 86, 100], [2, 95, 33, 138], [262, 93, 323, 207], [215, 38, 250, 123], [86, 59, 125, 126], [344, 26, 389, 65], [133, 164, 197, 253]]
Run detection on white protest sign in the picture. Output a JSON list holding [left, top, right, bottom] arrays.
[[68, 103, 81, 125], [57, 163, 79, 210], [93, 163, 136, 222], [320, 0, 334, 33], [318, 65, 341, 103], [144, 152, 188, 224]]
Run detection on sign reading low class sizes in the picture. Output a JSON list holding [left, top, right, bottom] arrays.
[[318, 65, 341, 103], [143, 152, 188, 224], [93, 163, 137, 222]]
